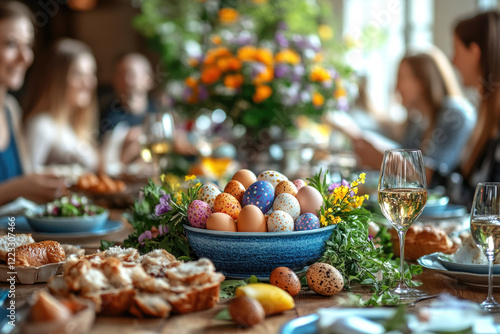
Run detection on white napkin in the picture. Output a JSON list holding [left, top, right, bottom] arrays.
[[0, 197, 38, 216]]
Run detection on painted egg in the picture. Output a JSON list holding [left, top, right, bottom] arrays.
[[275, 180, 298, 197], [294, 213, 320, 231], [198, 184, 221, 210], [257, 170, 288, 188], [187, 200, 212, 229], [267, 210, 294, 232], [293, 179, 306, 191], [269, 267, 301, 297], [296, 186, 324, 216], [224, 180, 245, 204], [272, 193, 300, 220], [242, 181, 275, 214], [237, 205, 267, 232], [214, 193, 242, 220], [306, 263, 344, 296], [232, 169, 257, 189], [206, 212, 237, 232]]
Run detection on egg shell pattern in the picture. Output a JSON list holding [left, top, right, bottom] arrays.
[[306, 263, 344, 296], [242, 181, 275, 214], [187, 200, 213, 229], [293, 179, 306, 191], [224, 180, 245, 204], [214, 193, 242, 220], [294, 213, 320, 231], [267, 210, 294, 232], [269, 267, 301, 297], [273, 193, 300, 220], [275, 180, 298, 197], [198, 185, 221, 210], [257, 171, 288, 188]]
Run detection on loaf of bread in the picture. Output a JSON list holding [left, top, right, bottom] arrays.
[[0, 234, 35, 261], [14, 241, 66, 267]]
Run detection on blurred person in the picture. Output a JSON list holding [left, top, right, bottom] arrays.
[[22, 39, 99, 172], [0, 1, 65, 205], [350, 47, 475, 184], [451, 11, 500, 205]]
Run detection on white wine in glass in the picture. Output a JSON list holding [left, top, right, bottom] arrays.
[[140, 112, 174, 179], [470, 182, 500, 312], [378, 149, 427, 299]]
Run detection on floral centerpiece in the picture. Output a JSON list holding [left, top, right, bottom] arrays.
[[133, 0, 354, 134]]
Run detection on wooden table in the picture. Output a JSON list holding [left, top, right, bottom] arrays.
[[3, 211, 500, 333]]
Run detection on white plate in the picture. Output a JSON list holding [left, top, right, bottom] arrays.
[[418, 253, 500, 288]]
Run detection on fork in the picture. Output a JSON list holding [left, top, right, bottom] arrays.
[[406, 294, 439, 307]]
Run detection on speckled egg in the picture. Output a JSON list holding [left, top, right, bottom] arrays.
[[269, 267, 301, 297], [214, 193, 242, 220], [267, 210, 294, 232], [258, 171, 288, 188], [187, 200, 213, 229], [272, 193, 300, 220], [306, 263, 344, 296], [198, 185, 221, 210], [224, 180, 245, 204], [275, 180, 298, 197], [232, 169, 257, 189], [294, 213, 320, 231], [242, 181, 275, 214], [293, 179, 306, 191], [296, 186, 324, 216]]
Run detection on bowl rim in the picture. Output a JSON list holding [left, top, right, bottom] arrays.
[[183, 223, 336, 237], [25, 208, 109, 222]]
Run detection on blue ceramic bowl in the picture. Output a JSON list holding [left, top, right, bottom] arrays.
[[184, 224, 336, 279], [25, 209, 109, 233]]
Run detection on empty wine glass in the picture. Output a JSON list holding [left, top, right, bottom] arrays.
[[470, 182, 500, 312], [378, 149, 428, 299]]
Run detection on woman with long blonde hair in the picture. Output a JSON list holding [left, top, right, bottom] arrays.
[[23, 38, 99, 172]]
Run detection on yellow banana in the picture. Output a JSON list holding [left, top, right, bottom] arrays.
[[235, 283, 295, 315]]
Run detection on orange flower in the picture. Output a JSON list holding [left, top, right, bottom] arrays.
[[201, 67, 222, 85], [334, 86, 347, 99], [185, 77, 197, 88], [252, 0, 267, 3], [312, 92, 324, 107], [211, 35, 222, 45], [255, 48, 273, 66], [188, 58, 199, 67], [187, 86, 199, 104], [275, 49, 301, 65], [253, 85, 272, 103], [216, 57, 231, 72], [253, 66, 273, 84], [218, 8, 239, 24], [224, 74, 244, 89], [227, 57, 242, 71], [314, 53, 324, 63], [213, 47, 231, 58], [310, 66, 331, 82], [238, 46, 257, 61]]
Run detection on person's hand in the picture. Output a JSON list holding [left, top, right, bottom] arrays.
[[0, 174, 67, 204], [351, 138, 384, 170], [121, 126, 142, 164]]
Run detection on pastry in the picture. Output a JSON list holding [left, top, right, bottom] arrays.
[[0, 234, 35, 261], [14, 241, 66, 267]]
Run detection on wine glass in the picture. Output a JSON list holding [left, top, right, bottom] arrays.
[[378, 149, 428, 299], [470, 182, 500, 312], [140, 111, 175, 180]]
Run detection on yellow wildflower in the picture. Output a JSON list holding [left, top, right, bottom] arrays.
[[318, 24, 333, 41], [320, 215, 327, 227], [185, 175, 196, 182], [160, 174, 166, 183], [175, 192, 183, 205], [195, 182, 201, 188]]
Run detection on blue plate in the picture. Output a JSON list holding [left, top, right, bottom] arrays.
[[420, 204, 467, 219], [422, 196, 449, 215], [437, 254, 500, 275], [25, 210, 109, 233]]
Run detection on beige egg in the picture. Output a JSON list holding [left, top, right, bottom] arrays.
[[296, 186, 324, 216], [237, 205, 267, 232], [206, 212, 237, 232], [232, 169, 257, 189], [267, 210, 294, 232], [275, 180, 298, 197], [273, 193, 300, 220], [257, 170, 288, 188], [306, 263, 344, 296]]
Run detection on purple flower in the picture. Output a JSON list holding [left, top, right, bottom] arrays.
[[291, 65, 305, 82], [274, 64, 290, 78], [368, 235, 374, 241], [159, 225, 170, 235], [275, 32, 289, 48], [337, 97, 349, 111], [198, 85, 209, 101], [138, 230, 152, 243], [328, 180, 354, 196], [155, 194, 172, 216], [277, 21, 288, 31]]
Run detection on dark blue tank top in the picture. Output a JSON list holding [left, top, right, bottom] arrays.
[[0, 109, 23, 182]]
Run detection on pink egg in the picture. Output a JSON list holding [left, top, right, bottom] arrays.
[[293, 179, 306, 191], [187, 200, 212, 229]]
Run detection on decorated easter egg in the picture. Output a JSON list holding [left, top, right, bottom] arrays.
[[237, 205, 267, 232], [214, 193, 242, 220], [294, 213, 320, 231], [187, 200, 212, 229], [275, 180, 298, 197], [296, 186, 324, 216], [224, 180, 245, 204], [267, 210, 294, 232], [198, 184, 221, 210], [206, 212, 237, 232], [273, 193, 300, 220], [232, 169, 257, 189], [242, 181, 275, 214], [257, 171, 288, 188], [293, 179, 306, 191]]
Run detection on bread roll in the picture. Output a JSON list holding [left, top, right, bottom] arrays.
[[14, 241, 66, 267], [0, 234, 35, 261], [29, 291, 72, 322]]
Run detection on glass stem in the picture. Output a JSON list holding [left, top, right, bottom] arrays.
[[487, 254, 495, 303], [398, 230, 407, 288]]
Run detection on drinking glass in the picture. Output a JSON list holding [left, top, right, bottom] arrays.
[[378, 149, 428, 299], [470, 182, 500, 312]]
